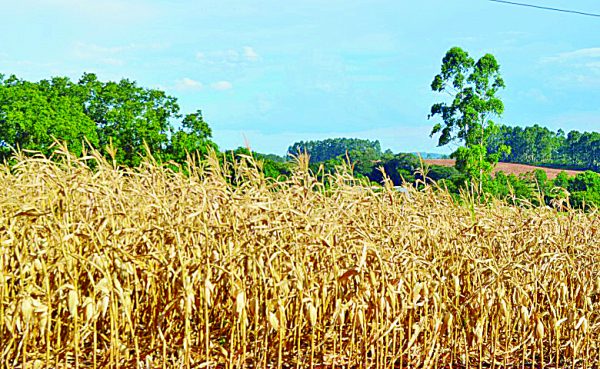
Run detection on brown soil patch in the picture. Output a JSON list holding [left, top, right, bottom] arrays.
[[424, 159, 583, 179]]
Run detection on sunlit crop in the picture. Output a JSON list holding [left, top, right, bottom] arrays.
[[1, 147, 599, 368]]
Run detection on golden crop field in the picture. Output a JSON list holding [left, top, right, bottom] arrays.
[[1, 148, 599, 369]]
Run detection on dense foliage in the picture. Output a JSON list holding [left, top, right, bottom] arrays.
[[0, 73, 216, 166], [428, 47, 509, 184], [285, 136, 600, 209], [488, 124, 600, 172], [0, 71, 597, 209], [287, 138, 382, 163]]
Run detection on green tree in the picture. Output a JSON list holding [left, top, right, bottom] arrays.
[[79, 73, 181, 166], [0, 72, 221, 167], [346, 146, 382, 177], [370, 153, 421, 185], [569, 171, 600, 193], [566, 130, 583, 167], [287, 138, 382, 163], [486, 124, 599, 172], [553, 171, 570, 189], [568, 171, 600, 209], [167, 110, 218, 163], [0, 74, 98, 159], [578, 132, 600, 171], [428, 47, 509, 190]]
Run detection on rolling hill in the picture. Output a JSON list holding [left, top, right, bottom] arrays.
[[424, 159, 584, 179]]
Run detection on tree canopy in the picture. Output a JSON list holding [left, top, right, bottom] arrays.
[[487, 124, 600, 172], [0, 73, 217, 166], [0, 69, 597, 210], [0, 74, 98, 158], [287, 138, 382, 163], [428, 47, 509, 185]]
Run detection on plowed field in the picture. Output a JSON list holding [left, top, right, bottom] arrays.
[[424, 159, 583, 179]]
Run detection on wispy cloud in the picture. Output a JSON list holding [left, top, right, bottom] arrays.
[[196, 47, 260, 67], [0, 54, 56, 69], [72, 42, 167, 66], [174, 77, 203, 91], [167, 79, 232, 92], [541, 47, 600, 87], [211, 81, 233, 91], [243, 46, 260, 61], [25, 0, 159, 22], [196, 49, 239, 63], [542, 48, 600, 63], [73, 42, 126, 65], [520, 88, 548, 103], [314, 82, 335, 93], [546, 111, 600, 132]]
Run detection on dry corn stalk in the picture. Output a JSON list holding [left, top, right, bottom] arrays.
[[0, 146, 599, 368]]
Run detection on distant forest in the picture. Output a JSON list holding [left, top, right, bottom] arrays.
[[287, 127, 600, 173], [283, 136, 600, 209], [488, 124, 600, 172], [0, 72, 598, 209]]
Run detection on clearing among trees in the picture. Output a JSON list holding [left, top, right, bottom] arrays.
[[425, 158, 583, 179]]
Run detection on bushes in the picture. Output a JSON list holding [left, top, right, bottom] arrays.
[[567, 171, 600, 208], [481, 169, 600, 209]]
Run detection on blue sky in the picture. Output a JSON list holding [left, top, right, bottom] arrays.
[[1, 0, 599, 155]]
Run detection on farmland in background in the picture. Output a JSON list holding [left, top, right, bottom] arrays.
[[425, 159, 583, 180]]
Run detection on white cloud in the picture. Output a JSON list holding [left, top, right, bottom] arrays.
[[243, 46, 259, 61], [211, 81, 233, 91], [73, 42, 127, 65], [72, 42, 167, 66], [174, 78, 203, 91], [521, 88, 548, 103], [541, 47, 600, 87], [196, 47, 259, 66], [24, 0, 158, 23], [196, 49, 239, 64], [543, 48, 600, 63], [547, 111, 600, 132], [314, 82, 335, 92], [585, 61, 600, 69], [166, 78, 232, 93]]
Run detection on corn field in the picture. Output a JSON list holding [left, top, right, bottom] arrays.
[[1, 148, 599, 369]]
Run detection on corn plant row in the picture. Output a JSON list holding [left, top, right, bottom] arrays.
[[0, 148, 599, 368]]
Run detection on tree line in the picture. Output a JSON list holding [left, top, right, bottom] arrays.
[[487, 124, 600, 171], [278, 47, 599, 209], [0, 57, 598, 209], [425, 46, 599, 208], [0, 73, 216, 167], [281, 136, 600, 209], [288, 138, 383, 163]]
